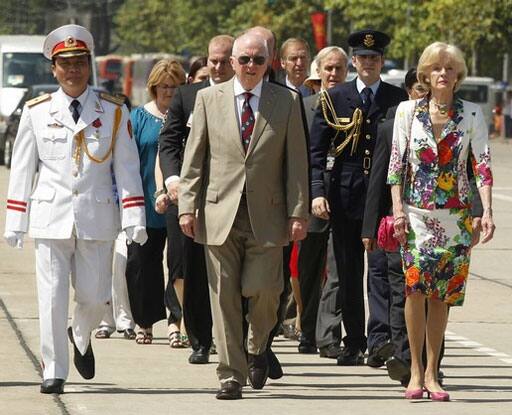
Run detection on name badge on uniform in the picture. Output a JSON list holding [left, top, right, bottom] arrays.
[[186, 112, 193, 128]]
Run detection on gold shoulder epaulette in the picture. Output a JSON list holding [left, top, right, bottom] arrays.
[[26, 93, 51, 108], [99, 92, 125, 106]]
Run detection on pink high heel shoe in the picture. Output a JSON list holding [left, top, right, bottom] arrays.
[[425, 387, 450, 401], [405, 388, 424, 399]]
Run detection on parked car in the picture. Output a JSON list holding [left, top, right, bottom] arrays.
[[3, 84, 59, 168]]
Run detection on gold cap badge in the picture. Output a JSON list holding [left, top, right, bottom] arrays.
[[363, 34, 375, 47]]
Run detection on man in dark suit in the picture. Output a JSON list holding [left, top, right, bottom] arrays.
[[279, 37, 312, 97], [309, 29, 407, 366], [158, 34, 235, 365], [361, 67, 484, 384], [298, 46, 348, 356]]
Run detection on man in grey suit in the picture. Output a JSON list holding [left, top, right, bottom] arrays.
[[178, 32, 309, 400]]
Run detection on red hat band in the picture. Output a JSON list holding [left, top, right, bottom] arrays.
[[52, 37, 89, 57]]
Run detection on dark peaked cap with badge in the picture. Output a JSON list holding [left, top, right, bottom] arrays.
[[348, 29, 390, 56]]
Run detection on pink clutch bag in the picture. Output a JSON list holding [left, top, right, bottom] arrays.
[[377, 216, 399, 252]]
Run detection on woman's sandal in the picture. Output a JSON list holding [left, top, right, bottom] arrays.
[[169, 331, 183, 348], [135, 329, 153, 345], [181, 334, 191, 348]]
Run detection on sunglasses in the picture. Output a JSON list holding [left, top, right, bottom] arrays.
[[237, 55, 266, 66]]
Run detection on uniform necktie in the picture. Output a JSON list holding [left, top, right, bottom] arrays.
[[70, 99, 81, 123], [361, 87, 373, 114], [240, 92, 255, 152]]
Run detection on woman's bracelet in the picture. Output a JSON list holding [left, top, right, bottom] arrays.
[[394, 215, 407, 223]]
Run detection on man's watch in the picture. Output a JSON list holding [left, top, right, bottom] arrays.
[[154, 188, 166, 198]]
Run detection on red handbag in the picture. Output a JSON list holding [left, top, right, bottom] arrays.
[[377, 102, 415, 253], [377, 216, 399, 252]]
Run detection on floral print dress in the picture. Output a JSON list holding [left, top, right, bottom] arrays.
[[387, 97, 492, 306]]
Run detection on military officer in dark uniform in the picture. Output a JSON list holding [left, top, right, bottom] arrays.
[[309, 29, 407, 365]]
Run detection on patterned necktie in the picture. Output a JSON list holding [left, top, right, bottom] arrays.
[[70, 99, 81, 123], [361, 87, 373, 114], [240, 92, 255, 152]]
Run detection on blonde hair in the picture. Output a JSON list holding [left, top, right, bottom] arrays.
[[417, 42, 467, 92], [147, 59, 186, 100]]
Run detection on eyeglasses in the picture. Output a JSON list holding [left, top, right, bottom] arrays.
[[237, 55, 266, 66]]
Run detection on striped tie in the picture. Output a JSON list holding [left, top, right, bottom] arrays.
[[240, 92, 254, 152]]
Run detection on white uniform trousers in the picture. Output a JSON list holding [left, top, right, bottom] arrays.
[[35, 236, 113, 380], [98, 233, 135, 332]]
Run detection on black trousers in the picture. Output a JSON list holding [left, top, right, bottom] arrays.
[[166, 204, 212, 350], [298, 230, 329, 342], [265, 244, 292, 350], [386, 251, 410, 362], [330, 213, 367, 352], [182, 235, 212, 350], [367, 248, 390, 353], [126, 227, 167, 328]]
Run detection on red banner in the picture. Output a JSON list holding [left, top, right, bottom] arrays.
[[311, 12, 327, 51]]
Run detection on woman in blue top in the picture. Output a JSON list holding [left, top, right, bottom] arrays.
[[126, 59, 186, 344]]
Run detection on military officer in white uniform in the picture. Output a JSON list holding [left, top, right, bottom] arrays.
[[3, 24, 147, 394]]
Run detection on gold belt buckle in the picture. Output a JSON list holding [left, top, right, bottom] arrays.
[[363, 156, 371, 169]]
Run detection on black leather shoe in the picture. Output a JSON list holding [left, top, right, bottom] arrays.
[[248, 352, 269, 389], [337, 348, 364, 366], [386, 356, 411, 381], [216, 381, 242, 400], [40, 378, 65, 394], [298, 335, 318, 354], [267, 348, 283, 380], [188, 346, 210, 364], [319, 343, 342, 359], [68, 327, 95, 379], [367, 341, 395, 367]]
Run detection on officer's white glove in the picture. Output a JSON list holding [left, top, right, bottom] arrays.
[[125, 226, 148, 246], [4, 231, 24, 249]]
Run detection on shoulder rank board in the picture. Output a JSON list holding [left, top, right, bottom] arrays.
[[99, 92, 125, 106], [26, 93, 52, 108]]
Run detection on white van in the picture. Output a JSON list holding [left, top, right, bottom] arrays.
[[0, 35, 56, 161]]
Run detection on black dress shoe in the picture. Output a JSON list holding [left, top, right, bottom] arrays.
[[319, 343, 342, 359], [68, 327, 95, 379], [298, 335, 318, 354], [267, 348, 283, 380], [337, 348, 364, 366], [188, 346, 210, 364], [247, 352, 269, 389], [40, 378, 65, 394], [367, 341, 395, 367], [216, 381, 242, 400], [386, 356, 411, 382]]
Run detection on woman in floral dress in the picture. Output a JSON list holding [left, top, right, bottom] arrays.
[[388, 42, 495, 401]]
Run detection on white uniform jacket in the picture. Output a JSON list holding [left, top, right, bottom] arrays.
[[5, 86, 145, 240]]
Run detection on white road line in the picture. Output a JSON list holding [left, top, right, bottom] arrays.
[[446, 330, 512, 365], [493, 192, 512, 202]]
